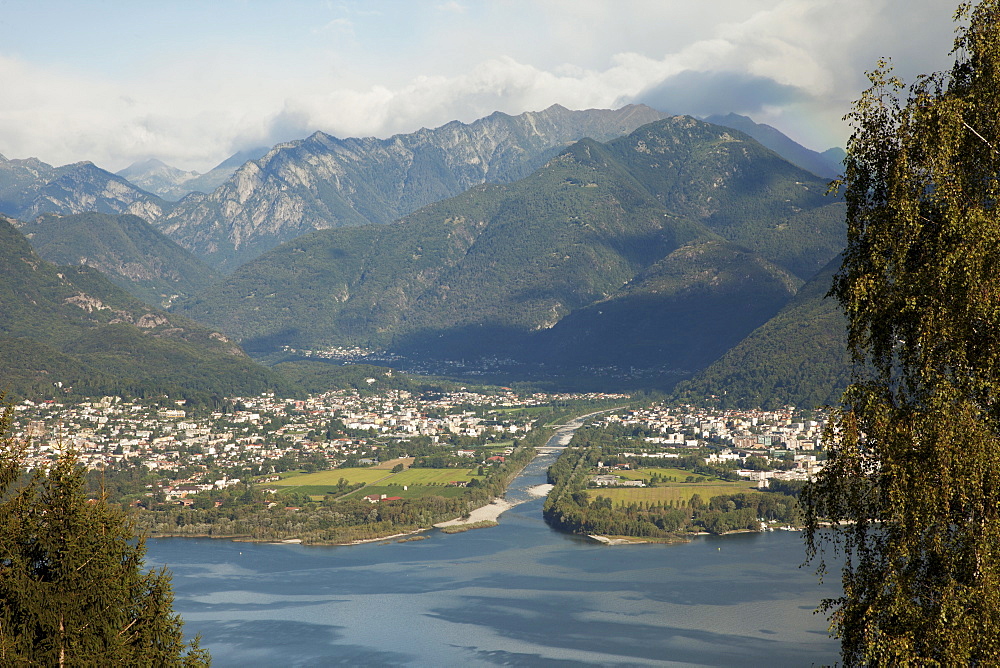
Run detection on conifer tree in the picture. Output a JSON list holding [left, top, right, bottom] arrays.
[[804, 1, 1000, 663], [0, 402, 210, 666]]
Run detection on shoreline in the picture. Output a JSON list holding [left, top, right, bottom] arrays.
[[434, 497, 516, 528], [147, 425, 573, 547], [433, 482, 555, 528]]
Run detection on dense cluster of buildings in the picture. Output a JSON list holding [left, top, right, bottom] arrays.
[[7, 389, 624, 481], [7, 391, 824, 497], [598, 404, 828, 483]]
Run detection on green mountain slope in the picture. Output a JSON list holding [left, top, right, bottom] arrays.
[[600, 117, 843, 280], [176, 116, 837, 377], [18, 212, 218, 307], [532, 239, 801, 372], [0, 217, 288, 402], [704, 113, 844, 179], [670, 256, 850, 408]]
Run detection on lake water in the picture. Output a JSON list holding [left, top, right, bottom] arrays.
[[146, 450, 842, 666]]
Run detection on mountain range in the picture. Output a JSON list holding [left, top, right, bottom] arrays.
[[114, 147, 270, 201], [153, 104, 674, 269], [0, 105, 852, 407], [175, 115, 844, 381], [0, 154, 167, 223]]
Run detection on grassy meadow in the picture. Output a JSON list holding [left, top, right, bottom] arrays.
[[589, 465, 756, 506], [591, 480, 756, 506], [267, 465, 484, 501], [272, 469, 390, 486], [614, 467, 704, 482]]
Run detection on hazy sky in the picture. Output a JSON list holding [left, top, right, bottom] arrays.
[[0, 0, 962, 172]]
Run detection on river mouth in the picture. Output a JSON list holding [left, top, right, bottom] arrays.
[[145, 411, 841, 666]]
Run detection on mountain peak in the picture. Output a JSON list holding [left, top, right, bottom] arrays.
[[703, 113, 844, 179], [158, 105, 674, 269]]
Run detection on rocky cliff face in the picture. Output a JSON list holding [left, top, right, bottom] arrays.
[[0, 155, 168, 222], [115, 147, 270, 201], [156, 104, 670, 270]]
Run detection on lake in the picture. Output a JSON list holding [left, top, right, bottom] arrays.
[[146, 450, 842, 666]]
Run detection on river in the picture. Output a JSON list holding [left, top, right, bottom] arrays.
[[146, 422, 842, 666]]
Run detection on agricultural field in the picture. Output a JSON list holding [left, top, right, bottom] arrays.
[[388, 468, 482, 486], [373, 457, 415, 470], [349, 485, 471, 500], [615, 467, 711, 482], [272, 468, 390, 487], [592, 480, 756, 507], [267, 465, 484, 501]]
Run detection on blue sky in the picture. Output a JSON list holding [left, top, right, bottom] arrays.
[[0, 0, 960, 172]]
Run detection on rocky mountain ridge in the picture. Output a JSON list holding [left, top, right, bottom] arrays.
[[0, 154, 167, 222], [115, 147, 270, 201], [154, 104, 672, 269]]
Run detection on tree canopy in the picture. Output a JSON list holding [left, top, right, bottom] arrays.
[[804, 1, 1000, 663], [0, 402, 209, 666]]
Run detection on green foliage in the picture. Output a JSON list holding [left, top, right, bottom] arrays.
[[0, 402, 209, 665], [0, 217, 289, 404], [672, 255, 851, 409], [804, 4, 1000, 662]]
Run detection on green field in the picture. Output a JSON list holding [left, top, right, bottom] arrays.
[[275, 485, 360, 498], [269, 466, 483, 501], [388, 468, 481, 486], [593, 481, 756, 506], [615, 467, 707, 482], [350, 485, 471, 499], [271, 468, 391, 487]]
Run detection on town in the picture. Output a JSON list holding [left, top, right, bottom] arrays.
[[594, 404, 828, 487], [7, 389, 827, 505]]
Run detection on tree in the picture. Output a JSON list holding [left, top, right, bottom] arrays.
[[0, 402, 210, 665], [804, 1, 1000, 663]]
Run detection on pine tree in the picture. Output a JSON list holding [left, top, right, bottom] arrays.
[[0, 401, 210, 666], [804, 1, 1000, 663]]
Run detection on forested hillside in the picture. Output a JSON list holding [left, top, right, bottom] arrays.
[[0, 216, 288, 402], [174, 116, 839, 380], [671, 256, 849, 408], [18, 212, 218, 307]]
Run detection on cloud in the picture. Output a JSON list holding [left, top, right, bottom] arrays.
[[435, 2, 466, 14], [0, 0, 961, 171], [633, 70, 809, 118]]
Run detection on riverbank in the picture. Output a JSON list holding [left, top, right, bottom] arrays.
[[143, 411, 604, 547], [434, 497, 516, 528]]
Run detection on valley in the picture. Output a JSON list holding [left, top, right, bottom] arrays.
[[0, 106, 851, 410]]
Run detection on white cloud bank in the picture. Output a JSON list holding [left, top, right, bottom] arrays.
[[0, 0, 958, 172]]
